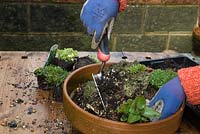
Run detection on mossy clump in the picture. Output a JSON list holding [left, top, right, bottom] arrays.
[[83, 81, 97, 101], [34, 65, 69, 87], [123, 63, 150, 97], [127, 63, 147, 74], [149, 69, 177, 89]]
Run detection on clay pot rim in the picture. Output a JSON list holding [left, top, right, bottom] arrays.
[[63, 62, 185, 127]]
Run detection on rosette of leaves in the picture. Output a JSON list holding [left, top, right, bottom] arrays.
[[34, 65, 69, 87], [149, 69, 177, 89], [56, 48, 78, 62], [127, 63, 147, 74], [117, 96, 160, 123], [123, 63, 150, 97]]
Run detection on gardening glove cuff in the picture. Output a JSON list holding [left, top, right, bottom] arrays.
[[119, 0, 127, 12], [178, 66, 200, 105]]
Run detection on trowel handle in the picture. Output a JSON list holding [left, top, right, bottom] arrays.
[[97, 30, 110, 62]]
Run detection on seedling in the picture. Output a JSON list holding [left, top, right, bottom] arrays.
[[34, 65, 69, 87], [117, 96, 161, 123], [56, 48, 78, 62], [127, 63, 147, 74], [149, 69, 177, 89]]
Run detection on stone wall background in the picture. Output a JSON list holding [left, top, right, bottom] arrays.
[[0, 0, 198, 52]]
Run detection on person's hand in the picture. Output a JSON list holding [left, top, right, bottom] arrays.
[[149, 77, 185, 120], [80, 0, 119, 48]]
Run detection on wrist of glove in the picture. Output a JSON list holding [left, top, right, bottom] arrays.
[[149, 65, 200, 120], [119, 0, 127, 12], [149, 77, 185, 120], [178, 65, 200, 105]]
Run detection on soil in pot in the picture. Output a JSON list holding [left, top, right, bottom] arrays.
[[71, 61, 177, 122]]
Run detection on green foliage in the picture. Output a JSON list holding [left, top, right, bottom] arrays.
[[83, 81, 97, 100], [56, 48, 78, 62], [149, 69, 177, 89], [123, 63, 149, 97], [123, 71, 150, 97], [117, 96, 160, 123], [34, 65, 69, 86], [127, 63, 147, 74]]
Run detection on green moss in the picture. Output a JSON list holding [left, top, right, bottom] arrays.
[[123, 71, 150, 97], [123, 63, 149, 97], [83, 81, 97, 101], [127, 63, 147, 74], [149, 69, 177, 89], [34, 65, 69, 86]]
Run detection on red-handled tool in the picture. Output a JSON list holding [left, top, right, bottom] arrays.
[[91, 18, 115, 111], [92, 29, 110, 111], [96, 29, 110, 79]]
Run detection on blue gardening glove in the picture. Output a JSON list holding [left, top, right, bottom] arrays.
[[149, 77, 185, 120], [80, 0, 119, 49]]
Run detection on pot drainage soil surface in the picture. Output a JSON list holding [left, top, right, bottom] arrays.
[[72, 61, 158, 121]]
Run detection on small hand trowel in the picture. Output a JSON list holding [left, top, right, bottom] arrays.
[[92, 29, 110, 111]]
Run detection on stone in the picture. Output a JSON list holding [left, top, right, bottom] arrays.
[[115, 34, 167, 52], [30, 4, 84, 32], [0, 4, 27, 32], [144, 6, 197, 32]]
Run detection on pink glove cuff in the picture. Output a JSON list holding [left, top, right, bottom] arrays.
[[97, 48, 110, 62], [118, 0, 127, 12], [178, 66, 200, 105]]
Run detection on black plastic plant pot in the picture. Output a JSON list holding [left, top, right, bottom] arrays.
[[52, 58, 75, 71], [73, 56, 96, 70], [52, 85, 63, 102], [37, 75, 51, 90], [37, 75, 63, 102], [140, 55, 200, 131]]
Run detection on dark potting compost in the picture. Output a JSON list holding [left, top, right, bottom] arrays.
[[72, 61, 177, 122]]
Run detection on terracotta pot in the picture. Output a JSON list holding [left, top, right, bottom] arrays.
[[192, 27, 200, 55], [63, 63, 185, 134]]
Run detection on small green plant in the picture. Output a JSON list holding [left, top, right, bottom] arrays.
[[34, 65, 69, 86], [83, 81, 97, 101], [56, 48, 78, 62], [149, 69, 177, 89], [117, 96, 160, 123], [127, 63, 147, 74], [123, 63, 149, 97]]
